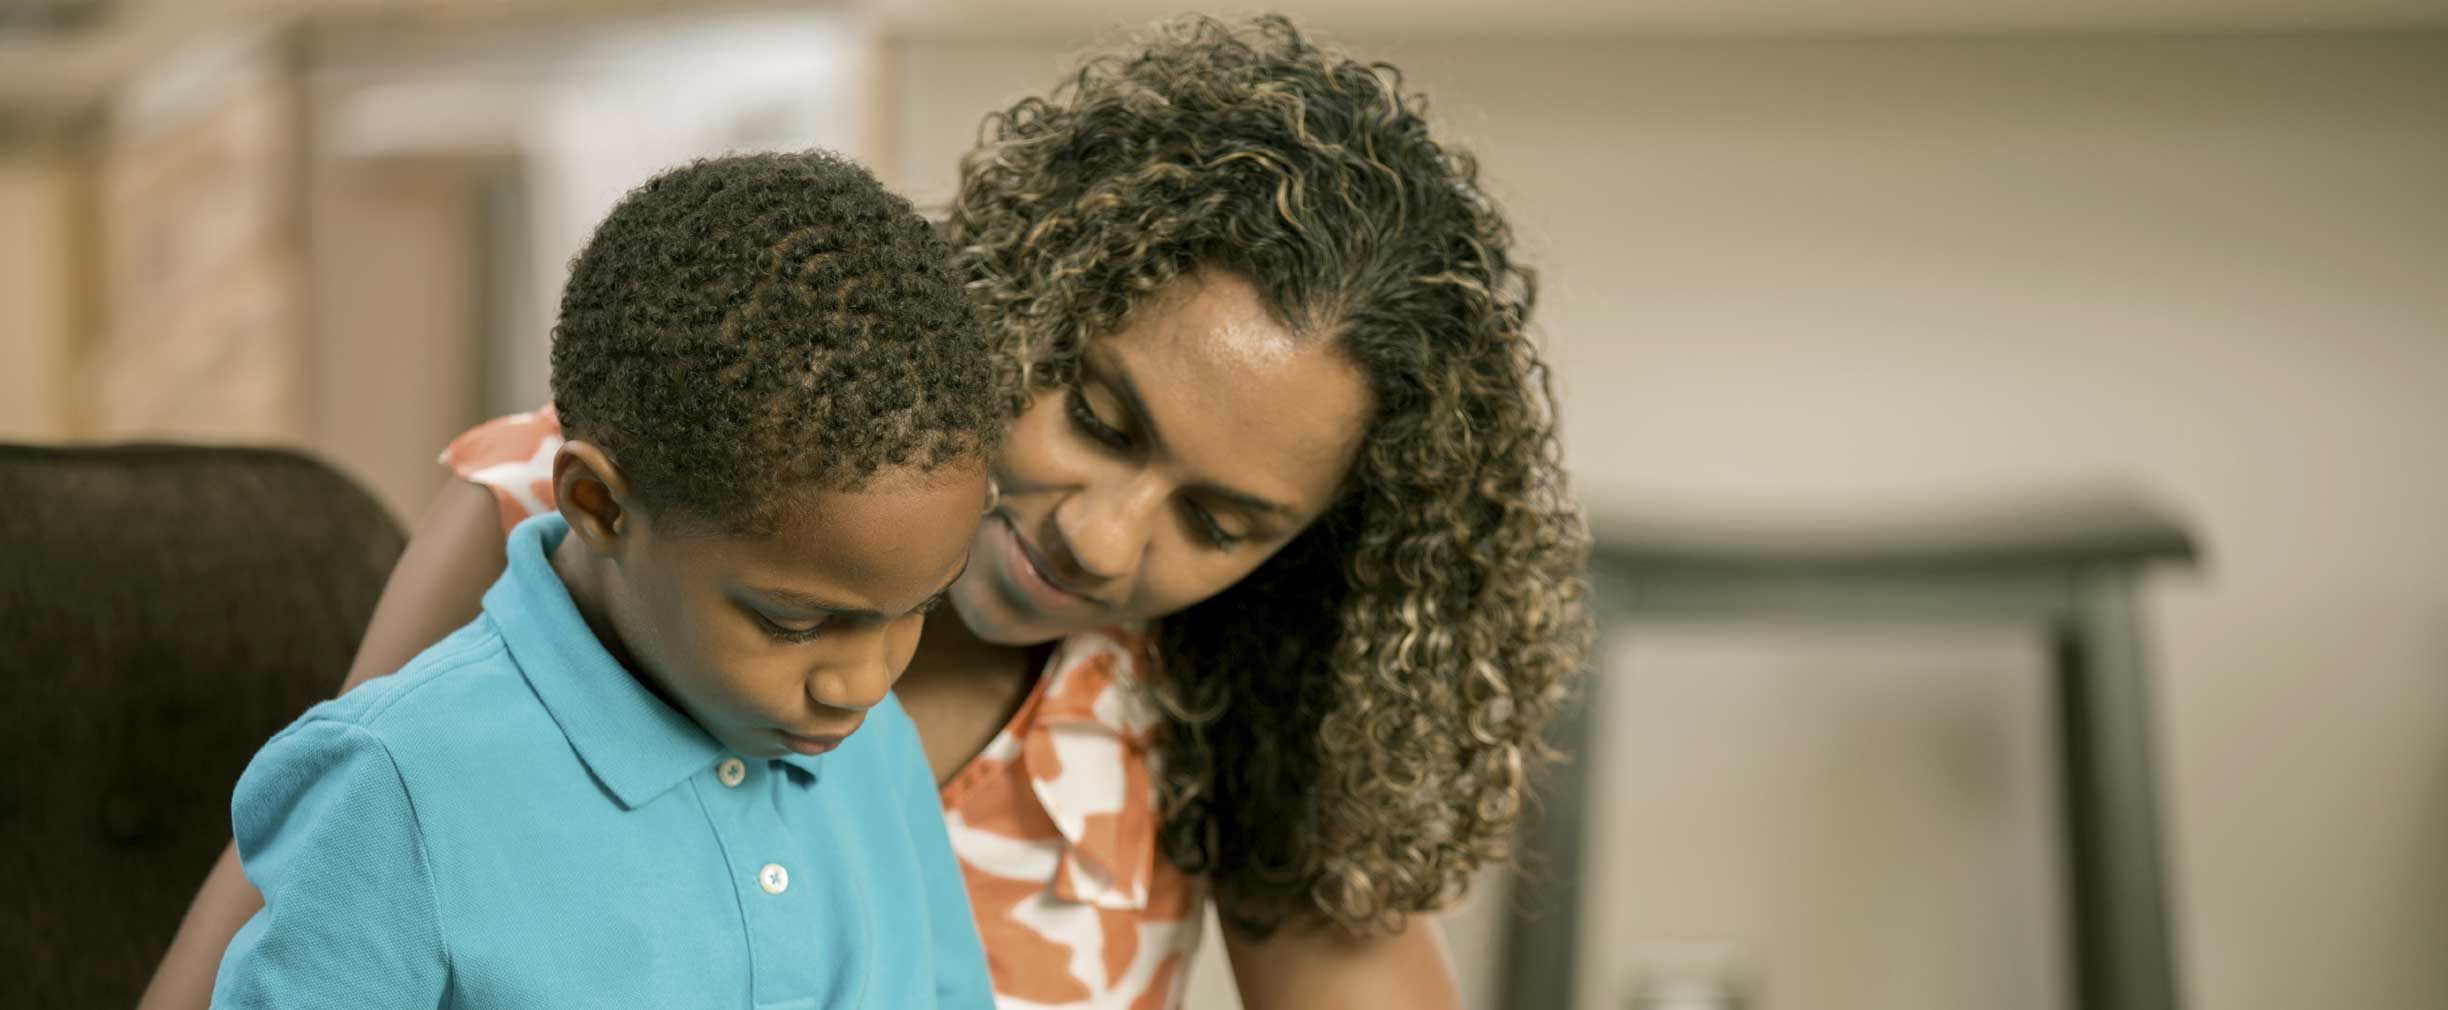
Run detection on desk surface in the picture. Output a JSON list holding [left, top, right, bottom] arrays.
[[1591, 483, 2198, 572]]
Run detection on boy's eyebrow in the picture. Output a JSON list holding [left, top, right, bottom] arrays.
[[749, 560, 969, 620], [918, 561, 969, 609], [750, 587, 866, 617]]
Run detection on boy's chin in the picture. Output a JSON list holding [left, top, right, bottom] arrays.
[[715, 732, 786, 760]]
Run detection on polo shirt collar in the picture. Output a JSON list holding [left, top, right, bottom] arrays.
[[484, 514, 824, 808]]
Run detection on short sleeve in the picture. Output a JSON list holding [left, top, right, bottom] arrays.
[[887, 699, 996, 1009], [436, 405, 565, 535], [213, 720, 449, 1009]]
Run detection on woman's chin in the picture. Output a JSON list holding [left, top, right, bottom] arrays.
[[947, 582, 1072, 648]]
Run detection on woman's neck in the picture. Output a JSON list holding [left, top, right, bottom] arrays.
[[903, 604, 1040, 690], [896, 606, 1053, 784]]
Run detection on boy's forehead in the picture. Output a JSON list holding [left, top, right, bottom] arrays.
[[707, 468, 986, 609]]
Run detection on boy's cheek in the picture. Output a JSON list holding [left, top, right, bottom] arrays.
[[668, 593, 757, 667]]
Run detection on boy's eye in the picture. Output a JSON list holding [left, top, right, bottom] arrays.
[[1065, 388, 1129, 450], [755, 612, 827, 644]]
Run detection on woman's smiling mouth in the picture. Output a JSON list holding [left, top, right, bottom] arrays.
[[994, 513, 1106, 614]]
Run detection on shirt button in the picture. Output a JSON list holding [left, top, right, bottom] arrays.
[[717, 757, 746, 788], [758, 863, 789, 895]]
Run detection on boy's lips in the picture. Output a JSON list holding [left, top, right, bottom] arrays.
[[776, 729, 849, 756]]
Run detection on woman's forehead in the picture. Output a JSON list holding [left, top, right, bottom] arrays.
[[1089, 275, 1372, 521]]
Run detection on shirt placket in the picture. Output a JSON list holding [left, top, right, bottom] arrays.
[[699, 754, 842, 1009]]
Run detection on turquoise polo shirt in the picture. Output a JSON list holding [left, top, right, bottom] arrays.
[[212, 514, 992, 1009]]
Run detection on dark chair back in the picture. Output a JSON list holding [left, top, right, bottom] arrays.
[[0, 443, 405, 1007]]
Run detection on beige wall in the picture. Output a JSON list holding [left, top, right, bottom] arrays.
[[1586, 621, 2071, 1010], [304, 155, 491, 524], [890, 29, 2448, 1010], [87, 35, 310, 447], [0, 156, 82, 441], [296, 12, 880, 522]]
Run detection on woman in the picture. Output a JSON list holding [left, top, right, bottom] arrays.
[[144, 15, 1588, 1009]]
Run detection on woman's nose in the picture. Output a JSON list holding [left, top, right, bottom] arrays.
[[1053, 472, 1168, 579]]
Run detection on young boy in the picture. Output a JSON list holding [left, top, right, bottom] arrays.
[[211, 152, 1002, 1009]]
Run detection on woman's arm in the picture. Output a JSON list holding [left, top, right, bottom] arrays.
[[136, 480, 510, 1010], [1222, 911, 1467, 1010], [334, 480, 511, 692]]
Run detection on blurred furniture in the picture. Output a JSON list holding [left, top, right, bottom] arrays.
[[1504, 487, 2197, 1010], [0, 443, 404, 1007]]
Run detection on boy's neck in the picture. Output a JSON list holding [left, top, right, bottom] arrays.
[[547, 532, 650, 682]]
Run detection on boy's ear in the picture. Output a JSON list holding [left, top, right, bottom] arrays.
[[553, 440, 633, 551]]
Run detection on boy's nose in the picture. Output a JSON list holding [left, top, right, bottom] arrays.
[[806, 632, 894, 713]]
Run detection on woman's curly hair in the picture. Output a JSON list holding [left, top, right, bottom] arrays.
[[948, 15, 1591, 937]]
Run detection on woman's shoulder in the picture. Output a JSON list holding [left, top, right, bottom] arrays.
[[946, 623, 1200, 933], [1033, 624, 1162, 733], [937, 624, 1159, 804], [436, 406, 564, 535]]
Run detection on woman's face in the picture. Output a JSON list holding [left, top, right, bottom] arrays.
[[949, 270, 1374, 646]]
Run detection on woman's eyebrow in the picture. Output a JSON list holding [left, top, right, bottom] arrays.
[[1095, 356, 1295, 518], [1199, 484, 1294, 518], [1099, 355, 1171, 455]]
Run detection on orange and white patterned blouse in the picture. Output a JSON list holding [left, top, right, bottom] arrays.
[[439, 408, 1206, 1010]]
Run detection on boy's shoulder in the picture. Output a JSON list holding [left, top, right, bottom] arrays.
[[283, 616, 538, 758]]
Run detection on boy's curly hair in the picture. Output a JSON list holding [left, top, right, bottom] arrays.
[[949, 16, 1592, 936], [552, 151, 1000, 533]]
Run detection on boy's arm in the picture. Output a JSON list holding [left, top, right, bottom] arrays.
[[213, 720, 448, 1009], [144, 480, 505, 1010], [889, 701, 994, 1009]]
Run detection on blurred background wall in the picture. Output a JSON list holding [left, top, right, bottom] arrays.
[[5, 3, 2445, 1009]]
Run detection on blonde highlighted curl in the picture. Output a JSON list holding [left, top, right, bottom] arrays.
[[947, 15, 1591, 937]]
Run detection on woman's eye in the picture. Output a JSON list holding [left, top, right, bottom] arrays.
[[1185, 502, 1244, 549], [1066, 389, 1129, 449]]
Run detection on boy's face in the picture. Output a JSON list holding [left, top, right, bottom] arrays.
[[563, 453, 987, 760]]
